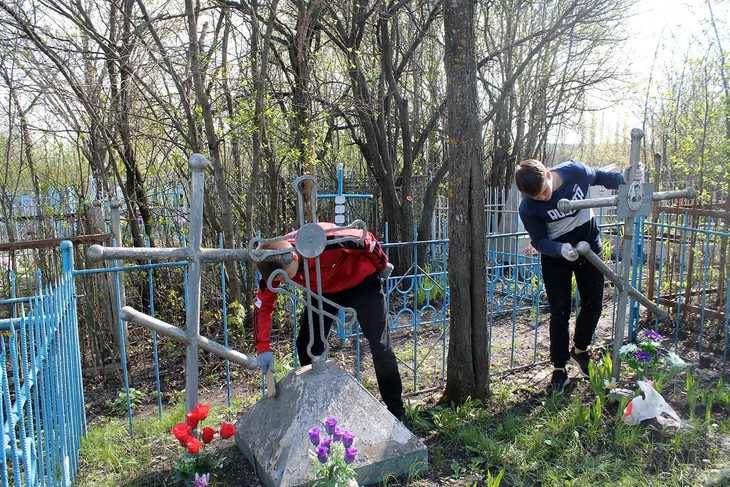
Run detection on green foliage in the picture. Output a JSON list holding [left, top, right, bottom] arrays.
[[105, 387, 146, 417], [173, 453, 222, 484], [415, 371, 729, 486], [416, 264, 447, 306], [226, 300, 247, 341], [78, 402, 185, 485], [77, 368, 730, 487]]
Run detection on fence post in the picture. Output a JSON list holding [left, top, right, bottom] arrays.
[[61, 239, 74, 273], [107, 200, 128, 364]]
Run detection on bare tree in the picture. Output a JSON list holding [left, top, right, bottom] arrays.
[[708, 1, 730, 307], [184, 0, 241, 301], [321, 0, 448, 269], [0, 0, 152, 247], [477, 0, 631, 192]]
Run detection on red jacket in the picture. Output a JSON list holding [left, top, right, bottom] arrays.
[[253, 222, 389, 354]]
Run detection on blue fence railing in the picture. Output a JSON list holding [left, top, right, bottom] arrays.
[[2, 205, 729, 486], [0, 241, 86, 487]]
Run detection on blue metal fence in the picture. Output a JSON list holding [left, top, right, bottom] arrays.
[[1, 204, 728, 486], [0, 241, 86, 487]]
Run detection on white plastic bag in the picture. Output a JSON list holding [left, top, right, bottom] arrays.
[[623, 380, 684, 427]]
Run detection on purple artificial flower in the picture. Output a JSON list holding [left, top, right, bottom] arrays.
[[344, 448, 358, 464], [320, 438, 331, 451], [309, 428, 321, 446], [324, 417, 338, 435], [194, 473, 211, 487], [333, 428, 343, 442], [316, 446, 329, 463], [634, 350, 652, 362], [644, 329, 662, 342], [342, 431, 355, 448]]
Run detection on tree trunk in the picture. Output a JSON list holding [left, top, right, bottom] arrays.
[[442, 0, 490, 404], [292, 0, 322, 222], [245, 0, 279, 302], [185, 0, 241, 303]]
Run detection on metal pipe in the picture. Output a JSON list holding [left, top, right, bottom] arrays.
[[557, 184, 696, 214], [120, 306, 257, 369], [185, 153, 207, 413], [575, 242, 669, 320], [652, 187, 697, 201], [86, 244, 190, 262], [557, 195, 618, 213]]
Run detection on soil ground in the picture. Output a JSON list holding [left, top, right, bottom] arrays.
[[81, 292, 730, 487]]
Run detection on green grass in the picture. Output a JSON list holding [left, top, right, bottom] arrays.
[[416, 387, 728, 486], [77, 407, 183, 486], [76, 364, 730, 487]]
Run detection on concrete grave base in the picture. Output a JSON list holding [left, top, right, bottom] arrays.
[[234, 361, 427, 487]]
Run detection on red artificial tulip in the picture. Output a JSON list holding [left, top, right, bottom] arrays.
[[195, 404, 211, 421], [201, 427, 216, 444], [171, 423, 192, 441], [220, 422, 237, 439], [185, 411, 200, 428], [186, 436, 203, 454]]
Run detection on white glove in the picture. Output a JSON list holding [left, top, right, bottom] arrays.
[[623, 162, 645, 183], [561, 243, 579, 261], [257, 351, 275, 374], [379, 262, 394, 279]]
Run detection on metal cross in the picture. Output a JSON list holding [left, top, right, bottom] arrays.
[[86, 154, 356, 412], [250, 174, 362, 368], [556, 128, 696, 379]]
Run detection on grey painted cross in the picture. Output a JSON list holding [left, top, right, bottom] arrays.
[[87, 154, 357, 413], [556, 128, 696, 379], [249, 173, 363, 370]]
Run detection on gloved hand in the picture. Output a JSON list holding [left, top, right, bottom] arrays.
[[379, 262, 394, 279], [561, 243, 579, 261], [257, 351, 275, 374], [623, 162, 645, 183]]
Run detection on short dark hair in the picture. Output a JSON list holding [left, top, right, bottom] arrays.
[[256, 240, 293, 283], [515, 159, 547, 197]]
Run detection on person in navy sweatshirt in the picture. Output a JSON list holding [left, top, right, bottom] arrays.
[[253, 222, 405, 421], [515, 159, 643, 393]]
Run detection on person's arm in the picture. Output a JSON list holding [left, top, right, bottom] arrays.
[[592, 166, 626, 190], [253, 279, 278, 354], [520, 210, 563, 259]]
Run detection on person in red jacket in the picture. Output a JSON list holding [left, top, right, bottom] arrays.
[[253, 223, 405, 422]]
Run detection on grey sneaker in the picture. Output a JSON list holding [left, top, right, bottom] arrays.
[[547, 369, 569, 394], [570, 347, 591, 378]]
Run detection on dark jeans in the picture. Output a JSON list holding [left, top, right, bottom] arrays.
[[541, 252, 605, 369], [296, 273, 405, 418]]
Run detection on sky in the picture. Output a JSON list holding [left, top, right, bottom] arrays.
[[615, 0, 718, 127], [573, 0, 725, 143]]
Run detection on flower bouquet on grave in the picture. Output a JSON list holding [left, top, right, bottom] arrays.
[[171, 403, 238, 485], [309, 417, 359, 487], [619, 329, 686, 387]]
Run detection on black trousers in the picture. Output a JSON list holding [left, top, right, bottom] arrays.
[[296, 272, 405, 418], [541, 252, 605, 369]]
